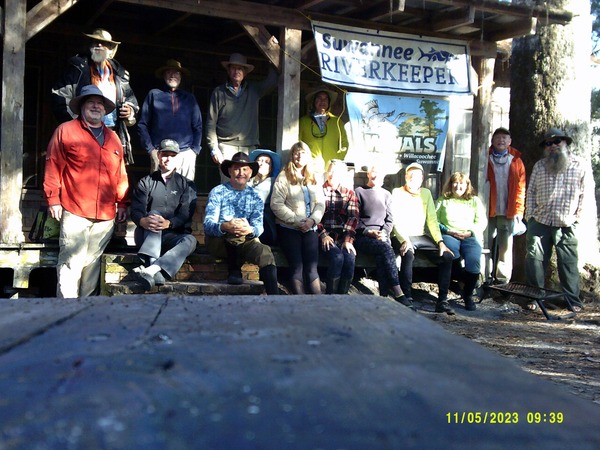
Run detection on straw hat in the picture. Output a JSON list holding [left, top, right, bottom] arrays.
[[83, 28, 120, 46]]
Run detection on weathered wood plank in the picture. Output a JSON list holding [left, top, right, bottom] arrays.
[[0, 295, 598, 448]]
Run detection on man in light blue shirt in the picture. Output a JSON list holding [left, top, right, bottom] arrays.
[[204, 152, 278, 293]]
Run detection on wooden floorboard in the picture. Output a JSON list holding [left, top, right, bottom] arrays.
[[0, 295, 598, 449]]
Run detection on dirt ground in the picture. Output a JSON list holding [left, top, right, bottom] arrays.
[[353, 277, 600, 407]]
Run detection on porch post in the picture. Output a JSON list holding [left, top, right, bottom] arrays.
[[0, 0, 26, 244], [276, 27, 302, 152], [469, 55, 496, 195]]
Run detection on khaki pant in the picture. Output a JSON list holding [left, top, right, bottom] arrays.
[[57, 210, 114, 298]]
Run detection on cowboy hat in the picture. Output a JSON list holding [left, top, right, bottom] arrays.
[[221, 53, 254, 73], [83, 28, 120, 46], [69, 84, 115, 115], [154, 59, 191, 78], [305, 85, 338, 106], [539, 127, 573, 147], [249, 149, 282, 179], [221, 152, 259, 178]]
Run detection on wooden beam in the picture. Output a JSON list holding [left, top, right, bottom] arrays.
[[84, 0, 116, 29], [240, 23, 281, 71], [485, 18, 537, 42], [432, 7, 475, 33], [1, 0, 26, 244], [117, 0, 309, 30], [425, 0, 571, 25], [26, 0, 82, 41]]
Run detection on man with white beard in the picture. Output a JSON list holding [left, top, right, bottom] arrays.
[[525, 128, 590, 311], [51, 29, 139, 165]]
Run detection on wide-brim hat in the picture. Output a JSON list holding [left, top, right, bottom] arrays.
[[83, 28, 120, 46], [539, 128, 573, 147], [155, 59, 190, 78], [221, 53, 254, 73], [305, 85, 338, 106], [69, 84, 115, 115], [249, 149, 282, 179], [221, 152, 259, 178]]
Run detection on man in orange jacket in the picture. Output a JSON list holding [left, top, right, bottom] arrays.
[[486, 127, 526, 283], [44, 85, 129, 298]]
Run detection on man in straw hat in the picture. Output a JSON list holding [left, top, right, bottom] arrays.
[[524, 128, 591, 312], [51, 28, 139, 164], [206, 53, 278, 182], [130, 139, 199, 291], [204, 152, 279, 294], [138, 59, 203, 181], [44, 85, 129, 298], [299, 84, 349, 175]]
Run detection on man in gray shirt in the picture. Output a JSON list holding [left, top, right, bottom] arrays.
[[206, 53, 277, 182]]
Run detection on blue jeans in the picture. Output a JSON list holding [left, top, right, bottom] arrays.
[[320, 241, 356, 280], [441, 234, 482, 274]]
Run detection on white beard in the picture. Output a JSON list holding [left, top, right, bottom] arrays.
[[90, 46, 109, 64]]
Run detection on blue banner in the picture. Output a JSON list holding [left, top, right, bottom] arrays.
[[345, 92, 449, 175]]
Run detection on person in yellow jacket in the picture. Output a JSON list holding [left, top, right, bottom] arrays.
[[299, 85, 349, 176]]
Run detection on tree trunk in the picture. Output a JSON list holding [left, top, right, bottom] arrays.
[[511, 0, 599, 280]]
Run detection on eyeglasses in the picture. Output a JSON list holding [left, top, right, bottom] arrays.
[[544, 138, 563, 146]]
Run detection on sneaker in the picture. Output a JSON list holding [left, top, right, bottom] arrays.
[[154, 271, 166, 286], [395, 296, 416, 310], [133, 268, 155, 291], [435, 301, 455, 315]]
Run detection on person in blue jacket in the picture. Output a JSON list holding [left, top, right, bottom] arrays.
[[138, 59, 203, 181]]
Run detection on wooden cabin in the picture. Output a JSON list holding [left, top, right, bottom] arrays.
[[0, 0, 572, 297]]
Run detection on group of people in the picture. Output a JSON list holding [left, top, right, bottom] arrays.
[[42, 28, 590, 313]]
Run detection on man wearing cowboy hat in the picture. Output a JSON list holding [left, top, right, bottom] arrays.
[[525, 128, 591, 311], [44, 85, 129, 298], [299, 84, 349, 175], [51, 28, 139, 164], [138, 59, 203, 181], [130, 139, 199, 291], [206, 53, 278, 182], [204, 152, 279, 294]]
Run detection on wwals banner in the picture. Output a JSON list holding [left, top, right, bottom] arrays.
[[312, 20, 471, 96], [345, 92, 449, 175]]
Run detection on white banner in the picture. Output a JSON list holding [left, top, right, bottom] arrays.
[[312, 20, 472, 96]]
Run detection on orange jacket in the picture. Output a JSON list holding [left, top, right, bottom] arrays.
[[486, 145, 526, 219], [44, 118, 129, 220]]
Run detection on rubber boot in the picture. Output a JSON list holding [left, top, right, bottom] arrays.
[[307, 277, 322, 295], [290, 279, 305, 295], [224, 242, 243, 285], [463, 272, 479, 311], [337, 277, 353, 295], [326, 277, 340, 294], [259, 265, 279, 295]]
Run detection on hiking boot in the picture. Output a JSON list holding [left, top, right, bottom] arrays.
[[435, 300, 455, 315]]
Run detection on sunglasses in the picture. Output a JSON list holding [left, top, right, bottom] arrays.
[[544, 138, 563, 146]]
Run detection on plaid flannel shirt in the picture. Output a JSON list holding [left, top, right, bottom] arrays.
[[318, 182, 359, 243]]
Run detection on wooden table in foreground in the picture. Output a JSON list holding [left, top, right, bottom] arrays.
[[0, 295, 598, 449]]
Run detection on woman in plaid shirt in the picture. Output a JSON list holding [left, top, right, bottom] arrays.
[[318, 160, 359, 294]]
